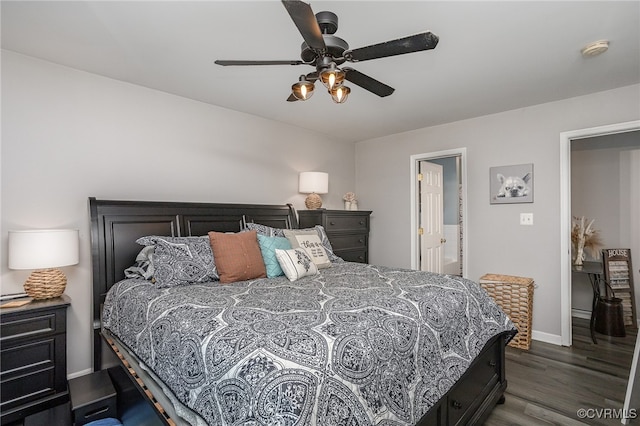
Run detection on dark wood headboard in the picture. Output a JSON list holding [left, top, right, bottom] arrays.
[[89, 197, 297, 368]]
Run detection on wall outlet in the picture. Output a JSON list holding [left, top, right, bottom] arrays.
[[520, 213, 534, 226]]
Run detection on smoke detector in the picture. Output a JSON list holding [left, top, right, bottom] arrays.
[[581, 40, 609, 57]]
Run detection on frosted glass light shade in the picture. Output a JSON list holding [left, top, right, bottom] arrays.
[[9, 229, 79, 270], [299, 172, 329, 194]]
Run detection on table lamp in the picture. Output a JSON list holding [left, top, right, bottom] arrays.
[[299, 172, 329, 209], [8, 229, 79, 299]]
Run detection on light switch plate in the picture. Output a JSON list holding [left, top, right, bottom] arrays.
[[520, 213, 534, 226]]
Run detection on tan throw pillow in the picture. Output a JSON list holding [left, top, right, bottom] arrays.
[[208, 230, 266, 283], [283, 229, 331, 269]]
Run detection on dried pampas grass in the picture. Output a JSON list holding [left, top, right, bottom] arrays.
[[571, 216, 603, 261]]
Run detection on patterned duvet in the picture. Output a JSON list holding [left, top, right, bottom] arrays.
[[102, 262, 516, 426]]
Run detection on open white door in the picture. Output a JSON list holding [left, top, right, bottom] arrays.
[[419, 161, 444, 273]]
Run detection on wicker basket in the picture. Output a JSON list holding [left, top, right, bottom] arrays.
[[479, 273, 534, 350]]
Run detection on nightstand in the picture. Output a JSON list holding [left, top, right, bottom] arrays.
[[0, 295, 71, 424], [298, 209, 372, 263]]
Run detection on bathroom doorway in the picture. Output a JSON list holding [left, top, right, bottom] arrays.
[[410, 148, 467, 276]]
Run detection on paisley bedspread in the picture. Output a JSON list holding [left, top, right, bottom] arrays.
[[102, 262, 516, 426]]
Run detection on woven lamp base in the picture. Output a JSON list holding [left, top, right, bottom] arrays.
[[305, 193, 323, 210], [23, 268, 67, 300]]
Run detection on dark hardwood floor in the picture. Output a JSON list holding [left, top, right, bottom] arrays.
[[486, 317, 637, 425]]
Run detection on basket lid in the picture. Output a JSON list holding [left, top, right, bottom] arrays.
[[479, 273, 534, 285]]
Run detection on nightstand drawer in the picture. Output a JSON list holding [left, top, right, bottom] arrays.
[[0, 311, 62, 342], [1, 338, 56, 376], [323, 215, 369, 232], [1, 367, 56, 411]]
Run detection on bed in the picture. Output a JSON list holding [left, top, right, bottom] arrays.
[[89, 197, 516, 425]]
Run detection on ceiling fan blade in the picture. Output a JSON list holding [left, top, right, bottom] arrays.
[[343, 68, 395, 97], [344, 31, 439, 62], [215, 60, 305, 66], [287, 93, 299, 102], [281, 0, 326, 52]]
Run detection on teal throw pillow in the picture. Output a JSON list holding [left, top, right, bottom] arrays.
[[257, 234, 292, 278]]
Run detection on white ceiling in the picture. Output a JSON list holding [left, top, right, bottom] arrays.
[[2, 1, 639, 143]]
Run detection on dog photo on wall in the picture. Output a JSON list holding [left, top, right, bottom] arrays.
[[490, 163, 534, 204]]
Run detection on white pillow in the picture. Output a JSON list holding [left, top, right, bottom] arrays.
[[275, 248, 318, 282], [283, 229, 331, 269]]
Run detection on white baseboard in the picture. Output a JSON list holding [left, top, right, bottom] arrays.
[[531, 330, 563, 346], [67, 368, 92, 380], [571, 308, 591, 320], [530, 310, 633, 347]]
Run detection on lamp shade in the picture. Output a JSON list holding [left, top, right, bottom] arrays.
[[299, 172, 329, 194], [9, 229, 79, 270]]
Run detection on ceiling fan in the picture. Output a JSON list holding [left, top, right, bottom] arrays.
[[215, 0, 439, 104]]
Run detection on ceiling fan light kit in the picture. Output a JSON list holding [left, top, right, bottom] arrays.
[[215, 0, 439, 104], [319, 62, 345, 90], [292, 75, 315, 100], [330, 85, 350, 104]]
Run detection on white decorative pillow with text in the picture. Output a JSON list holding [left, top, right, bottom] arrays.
[[283, 229, 331, 269]]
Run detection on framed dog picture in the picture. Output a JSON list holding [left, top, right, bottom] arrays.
[[490, 163, 534, 204]]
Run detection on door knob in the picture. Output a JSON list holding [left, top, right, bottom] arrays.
[[440, 238, 447, 244]]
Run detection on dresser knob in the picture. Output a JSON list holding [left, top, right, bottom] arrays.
[[329, 221, 335, 225], [358, 239, 364, 243], [488, 360, 496, 367], [359, 221, 365, 225], [451, 400, 463, 410]]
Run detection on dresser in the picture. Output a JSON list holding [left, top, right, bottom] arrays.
[[298, 209, 372, 263], [0, 295, 70, 424]]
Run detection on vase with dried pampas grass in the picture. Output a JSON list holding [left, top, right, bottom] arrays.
[[571, 216, 603, 266]]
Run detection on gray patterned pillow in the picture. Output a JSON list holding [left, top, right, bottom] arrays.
[[136, 236, 218, 288], [245, 223, 342, 262], [244, 222, 287, 237], [124, 245, 155, 280]]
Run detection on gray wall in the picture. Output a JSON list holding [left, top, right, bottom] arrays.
[[2, 48, 639, 376], [354, 84, 640, 341], [0, 51, 354, 377]]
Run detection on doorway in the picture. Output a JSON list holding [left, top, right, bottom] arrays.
[[559, 120, 640, 346], [410, 148, 467, 276]]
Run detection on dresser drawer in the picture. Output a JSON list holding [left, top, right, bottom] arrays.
[[328, 234, 367, 251], [298, 210, 371, 265], [323, 214, 369, 232], [335, 249, 368, 264]]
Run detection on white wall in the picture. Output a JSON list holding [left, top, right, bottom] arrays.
[[355, 84, 640, 341], [0, 51, 355, 377]]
